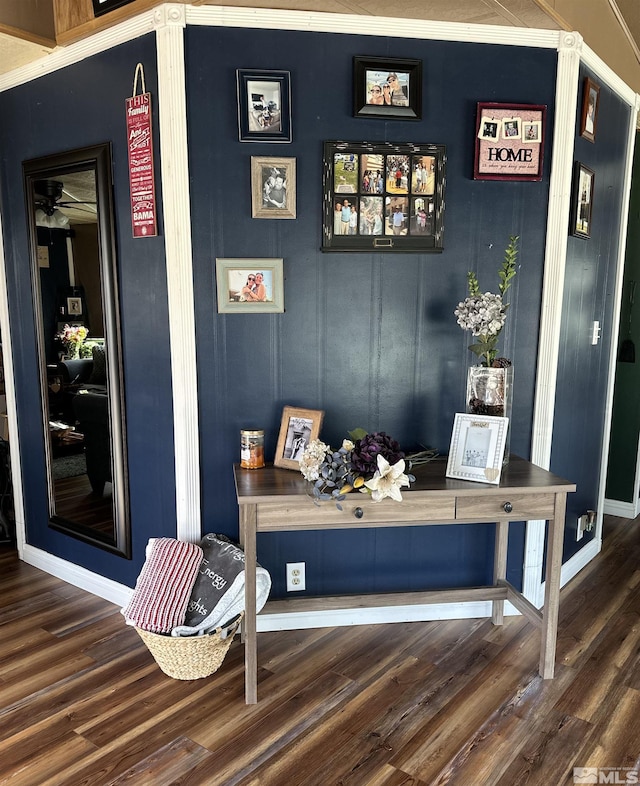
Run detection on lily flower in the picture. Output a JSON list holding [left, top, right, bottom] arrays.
[[364, 454, 411, 502]]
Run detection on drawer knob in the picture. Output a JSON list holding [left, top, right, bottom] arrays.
[[354, 506, 364, 519], [503, 501, 513, 513]]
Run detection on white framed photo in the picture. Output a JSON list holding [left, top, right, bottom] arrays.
[[446, 413, 509, 485]]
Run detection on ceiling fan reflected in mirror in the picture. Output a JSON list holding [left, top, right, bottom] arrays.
[[34, 175, 97, 228]]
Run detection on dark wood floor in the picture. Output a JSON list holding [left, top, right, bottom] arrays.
[[1, 515, 639, 785]]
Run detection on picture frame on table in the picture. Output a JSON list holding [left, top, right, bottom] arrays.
[[474, 102, 546, 181], [237, 69, 292, 143], [251, 156, 296, 219], [446, 413, 509, 485], [353, 56, 422, 120], [571, 162, 595, 239], [580, 77, 600, 143], [215, 257, 284, 313], [274, 406, 324, 470]]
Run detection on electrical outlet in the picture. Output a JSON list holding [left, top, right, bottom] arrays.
[[576, 516, 585, 541], [286, 562, 305, 592]]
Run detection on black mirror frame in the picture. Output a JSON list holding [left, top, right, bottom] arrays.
[[23, 143, 131, 558]]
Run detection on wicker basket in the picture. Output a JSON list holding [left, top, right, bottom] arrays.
[[136, 614, 242, 680]]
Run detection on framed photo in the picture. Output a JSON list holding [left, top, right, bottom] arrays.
[[92, 0, 135, 16], [571, 162, 595, 239], [580, 77, 600, 143], [353, 56, 422, 120], [446, 413, 509, 485], [237, 69, 292, 143], [474, 103, 546, 181], [322, 140, 446, 253], [66, 297, 82, 316], [215, 258, 284, 313], [251, 156, 296, 219], [274, 406, 324, 470]]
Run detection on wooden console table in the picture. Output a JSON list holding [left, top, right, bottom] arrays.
[[234, 456, 575, 704]]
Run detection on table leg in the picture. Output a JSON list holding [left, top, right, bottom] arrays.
[[239, 503, 258, 703], [540, 492, 567, 679], [492, 519, 509, 625]]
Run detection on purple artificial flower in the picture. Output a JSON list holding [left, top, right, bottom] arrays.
[[350, 431, 405, 476]]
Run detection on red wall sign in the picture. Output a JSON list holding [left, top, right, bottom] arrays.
[[126, 92, 158, 238]]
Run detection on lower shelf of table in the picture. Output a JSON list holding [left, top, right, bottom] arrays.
[[258, 583, 543, 628]]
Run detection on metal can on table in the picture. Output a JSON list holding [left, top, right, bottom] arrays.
[[240, 429, 265, 469]]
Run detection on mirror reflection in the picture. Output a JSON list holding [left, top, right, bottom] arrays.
[[24, 144, 130, 558]]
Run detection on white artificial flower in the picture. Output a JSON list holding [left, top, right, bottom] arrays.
[[342, 439, 355, 451], [299, 439, 330, 481], [364, 454, 411, 502]]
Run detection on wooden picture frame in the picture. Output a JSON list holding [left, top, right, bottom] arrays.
[[353, 56, 422, 120], [571, 162, 595, 239], [274, 406, 324, 470], [322, 140, 446, 253], [474, 102, 546, 181], [215, 258, 284, 313], [237, 69, 292, 143], [580, 77, 600, 143], [251, 156, 296, 219], [446, 413, 509, 485]]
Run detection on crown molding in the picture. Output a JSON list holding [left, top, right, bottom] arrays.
[[185, 4, 561, 49], [0, 8, 157, 92]]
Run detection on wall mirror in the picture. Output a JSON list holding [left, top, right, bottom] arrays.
[[23, 143, 131, 558]]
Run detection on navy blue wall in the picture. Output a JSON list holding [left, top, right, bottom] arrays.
[[1, 25, 625, 596], [0, 34, 175, 585], [551, 66, 632, 559], [187, 28, 557, 596]]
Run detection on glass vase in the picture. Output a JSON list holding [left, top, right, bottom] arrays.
[[466, 365, 513, 463]]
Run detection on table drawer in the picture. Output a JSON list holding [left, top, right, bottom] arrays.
[[455, 492, 555, 521], [257, 494, 456, 531]]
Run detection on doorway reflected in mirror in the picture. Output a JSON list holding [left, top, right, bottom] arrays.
[[24, 144, 130, 558]]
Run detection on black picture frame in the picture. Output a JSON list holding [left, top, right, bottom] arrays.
[[236, 69, 292, 143], [580, 77, 600, 143], [91, 0, 135, 16], [353, 56, 422, 120], [322, 140, 446, 253], [571, 161, 595, 239]]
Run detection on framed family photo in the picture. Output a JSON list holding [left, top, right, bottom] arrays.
[[251, 156, 296, 219], [446, 413, 509, 485], [215, 258, 284, 313], [474, 102, 546, 181], [571, 162, 595, 239], [322, 140, 446, 253], [580, 77, 600, 143], [274, 406, 324, 470], [236, 69, 292, 143], [353, 56, 422, 120]]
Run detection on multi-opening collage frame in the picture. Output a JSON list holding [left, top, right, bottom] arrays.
[[322, 141, 446, 253]]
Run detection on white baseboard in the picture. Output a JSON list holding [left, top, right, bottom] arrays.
[[21, 535, 602, 634], [22, 545, 133, 608], [603, 497, 637, 518]]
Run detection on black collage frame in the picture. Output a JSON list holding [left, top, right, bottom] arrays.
[[322, 141, 446, 253]]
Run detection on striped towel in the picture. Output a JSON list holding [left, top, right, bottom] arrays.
[[121, 538, 204, 634]]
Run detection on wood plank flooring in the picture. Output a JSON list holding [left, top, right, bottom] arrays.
[[0, 515, 639, 785]]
